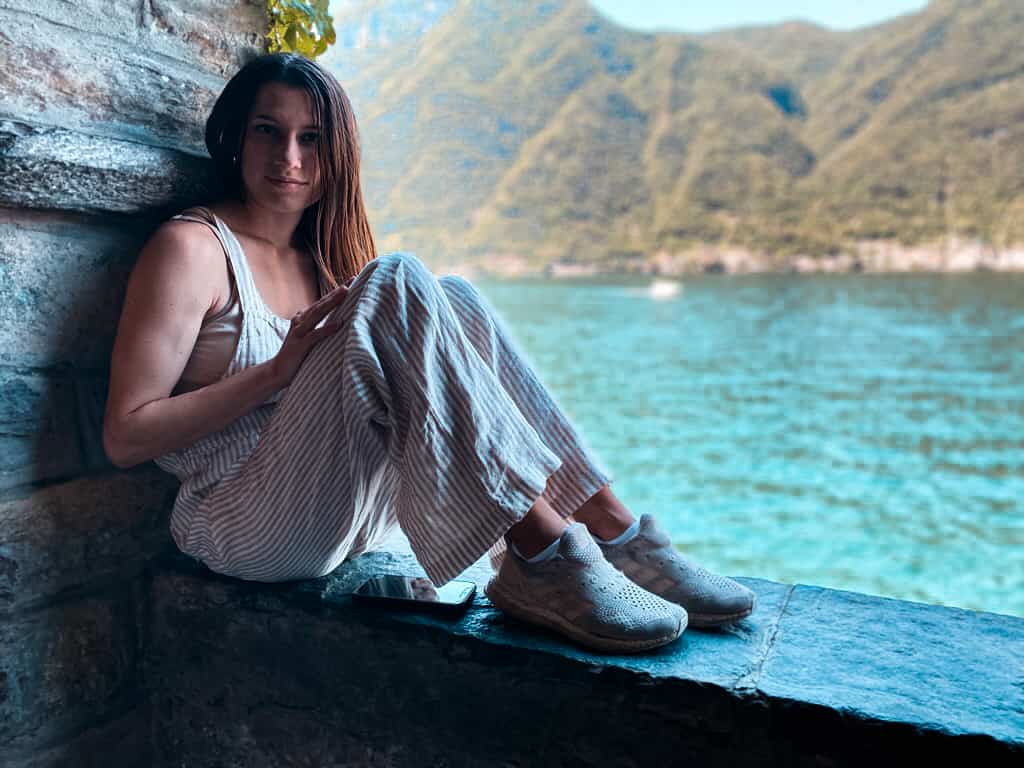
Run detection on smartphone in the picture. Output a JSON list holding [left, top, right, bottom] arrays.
[[352, 574, 476, 615]]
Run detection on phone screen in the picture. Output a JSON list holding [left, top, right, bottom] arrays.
[[354, 575, 475, 606]]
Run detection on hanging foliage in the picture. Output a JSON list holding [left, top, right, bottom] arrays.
[[266, 0, 336, 59]]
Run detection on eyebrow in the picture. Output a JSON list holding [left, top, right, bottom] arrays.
[[253, 114, 321, 130]]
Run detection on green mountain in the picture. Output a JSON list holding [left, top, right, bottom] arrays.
[[337, 0, 1024, 273]]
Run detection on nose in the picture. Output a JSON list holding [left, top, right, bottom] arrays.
[[280, 133, 304, 167]]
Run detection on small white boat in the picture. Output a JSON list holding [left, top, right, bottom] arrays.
[[648, 279, 681, 300]]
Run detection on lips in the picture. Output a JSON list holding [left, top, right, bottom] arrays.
[[266, 176, 309, 193]]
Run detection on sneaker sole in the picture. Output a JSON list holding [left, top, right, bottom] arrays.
[[687, 607, 754, 627], [687, 595, 757, 628], [485, 578, 686, 654]]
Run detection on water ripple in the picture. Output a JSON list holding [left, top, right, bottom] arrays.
[[478, 274, 1024, 617]]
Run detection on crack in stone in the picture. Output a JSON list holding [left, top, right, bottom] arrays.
[[732, 583, 795, 694]]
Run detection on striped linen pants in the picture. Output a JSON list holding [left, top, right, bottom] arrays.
[[191, 252, 613, 586]]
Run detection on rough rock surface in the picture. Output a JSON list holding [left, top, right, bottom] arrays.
[[144, 538, 1024, 767], [0, 1, 263, 765]]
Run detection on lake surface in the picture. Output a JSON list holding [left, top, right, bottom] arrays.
[[472, 273, 1024, 618]]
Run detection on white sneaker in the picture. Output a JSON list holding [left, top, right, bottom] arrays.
[[596, 514, 757, 628], [485, 522, 687, 653]]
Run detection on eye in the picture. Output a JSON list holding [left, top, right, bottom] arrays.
[[301, 133, 320, 144], [254, 124, 275, 135]]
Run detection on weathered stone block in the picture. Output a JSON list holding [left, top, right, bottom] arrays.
[[144, 549, 1024, 766], [0, 588, 143, 752], [2, 706, 150, 768], [0, 120, 213, 215], [0, 0, 264, 151], [0, 368, 79, 491], [0, 367, 113, 490], [758, 584, 1024, 744], [0, 207, 165, 369], [0, 469, 176, 612], [146, 564, 771, 768], [3, 0, 261, 75]]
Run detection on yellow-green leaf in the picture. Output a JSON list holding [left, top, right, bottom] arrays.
[[265, 0, 336, 58]]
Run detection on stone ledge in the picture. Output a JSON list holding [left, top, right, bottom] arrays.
[[0, 120, 212, 214], [145, 538, 1024, 766]]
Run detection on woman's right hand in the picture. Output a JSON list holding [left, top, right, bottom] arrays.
[[270, 275, 357, 387]]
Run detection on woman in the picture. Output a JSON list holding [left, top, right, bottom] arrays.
[[103, 53, 755, 654]]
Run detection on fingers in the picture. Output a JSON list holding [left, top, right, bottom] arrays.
[[308, 285, 346, 316], [307, 321, 344, 344], [315, 276, 357, 312], [292, 275, 358, 335]]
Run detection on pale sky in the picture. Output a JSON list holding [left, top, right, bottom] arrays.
[[588, 0, 930, 33]]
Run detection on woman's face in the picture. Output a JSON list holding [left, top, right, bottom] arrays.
[[239, 81, 323, 214]]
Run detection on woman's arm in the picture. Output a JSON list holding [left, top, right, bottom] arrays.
[[102, 221, 286, 468]]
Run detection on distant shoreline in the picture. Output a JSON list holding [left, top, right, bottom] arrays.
[[451, 239, 1024, 279]]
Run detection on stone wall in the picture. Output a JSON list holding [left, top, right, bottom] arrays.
[[0, 2, 264, 765]]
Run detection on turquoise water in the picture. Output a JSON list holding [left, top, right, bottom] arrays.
[[474, 274, 1024, 618]]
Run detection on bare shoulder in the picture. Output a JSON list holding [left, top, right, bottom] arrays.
[[141, 215, 224, 269], [132, 214, 231, 312]]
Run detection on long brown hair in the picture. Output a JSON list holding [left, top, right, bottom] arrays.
[[204, 52, 377, 289]]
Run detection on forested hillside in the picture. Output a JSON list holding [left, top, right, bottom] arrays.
[[332, 0, 1024, 273]]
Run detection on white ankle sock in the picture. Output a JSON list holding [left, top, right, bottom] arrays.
[[595, 518, 640, 546], [508, 534, 561, 563]]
